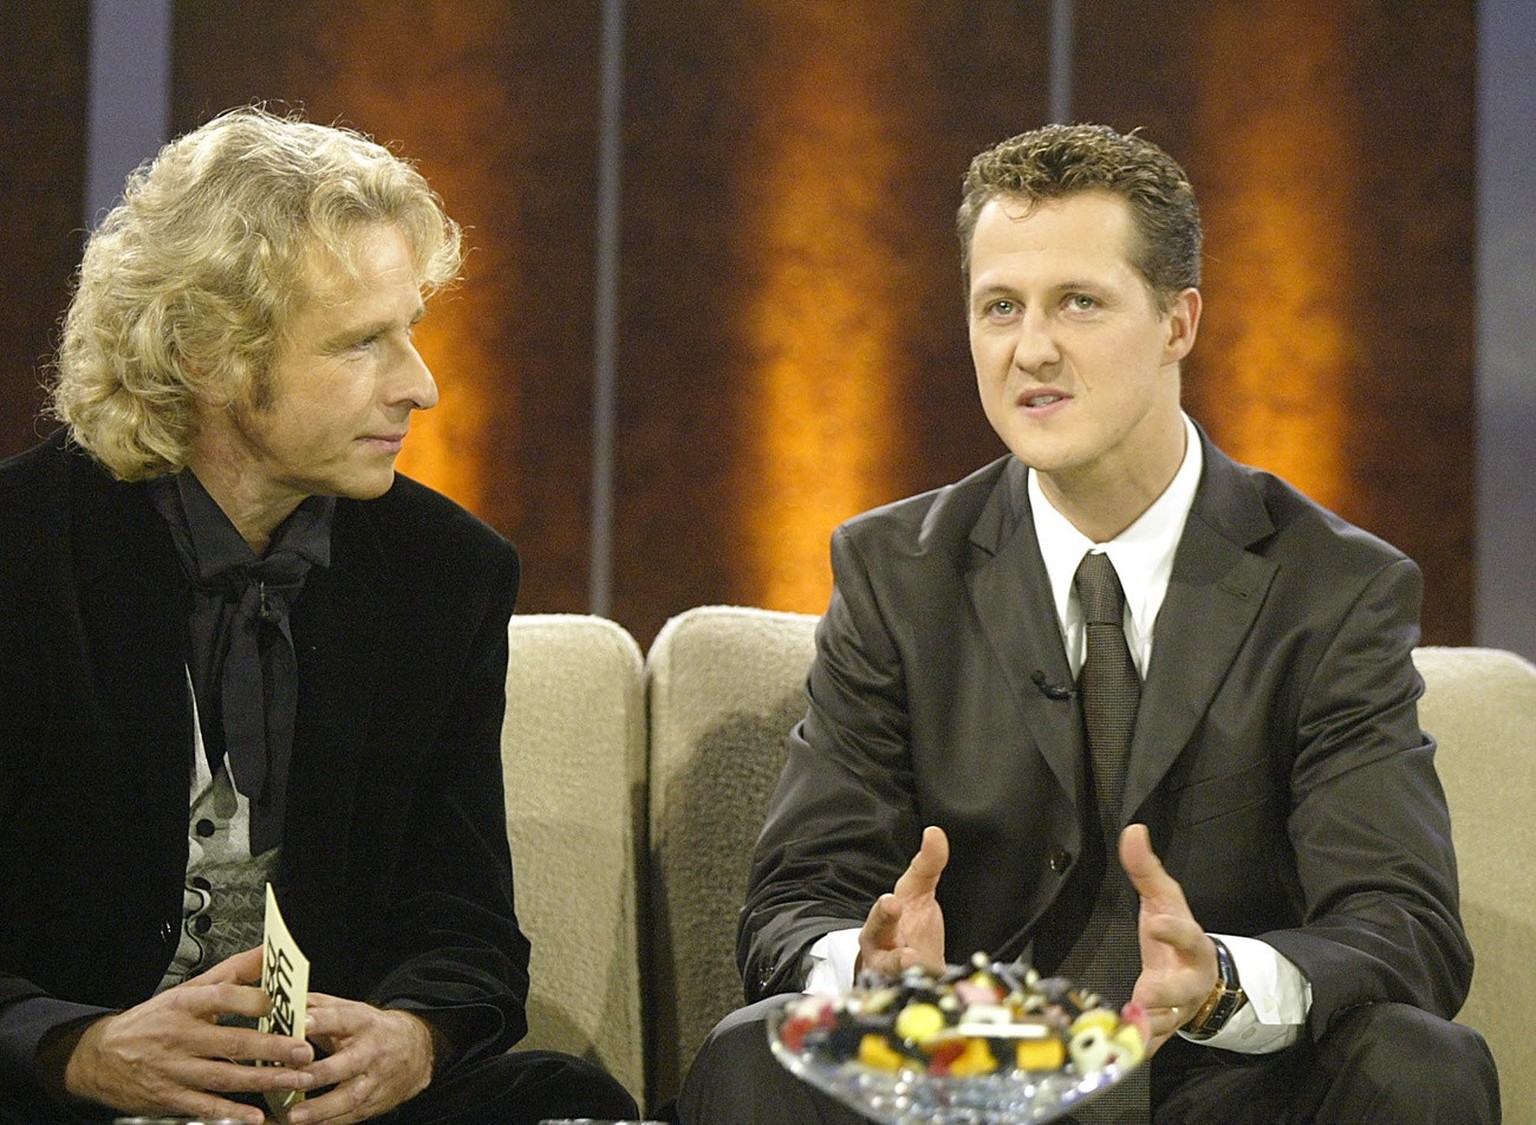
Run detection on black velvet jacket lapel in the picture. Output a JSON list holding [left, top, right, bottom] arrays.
[[276, 504, 386, 972]]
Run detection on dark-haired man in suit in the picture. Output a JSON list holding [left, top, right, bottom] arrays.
[[678, 123, 1499, 1123]]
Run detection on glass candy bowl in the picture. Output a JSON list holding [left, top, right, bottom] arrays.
[[766, 955, 1146, 1125]]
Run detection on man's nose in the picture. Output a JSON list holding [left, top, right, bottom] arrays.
[[392, 344, 439, 411], [1011, 308, 1061, 372]]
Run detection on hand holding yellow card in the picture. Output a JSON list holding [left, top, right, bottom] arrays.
[[260, 884, 310, 1123]]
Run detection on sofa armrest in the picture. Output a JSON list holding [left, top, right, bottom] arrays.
[[1415, 644, 1536, 1122]]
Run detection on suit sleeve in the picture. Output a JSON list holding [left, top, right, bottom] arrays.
[[361, 540, 530, 1067], [738, 526, 926, 1002], [0, 452, 113, 1091], [1262, 555, 1472, 1036]]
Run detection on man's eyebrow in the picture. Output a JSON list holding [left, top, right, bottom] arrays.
[[320, 305, 427, 349], [971, 277, 1110, 299], [1054, 277, 1111, 293]]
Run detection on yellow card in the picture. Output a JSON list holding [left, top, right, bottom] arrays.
[[260, 883, 310, 1122]]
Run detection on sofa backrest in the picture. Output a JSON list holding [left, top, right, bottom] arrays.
[[502, 613, 648, 1100], [504, 609, 1535, 1121], [643, 605, 820, 1107]]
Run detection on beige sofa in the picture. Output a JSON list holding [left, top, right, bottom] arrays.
[[502, 606, 1536, 1120]]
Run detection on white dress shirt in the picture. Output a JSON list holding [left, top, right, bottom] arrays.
[[807, 416, 1309, 1053]]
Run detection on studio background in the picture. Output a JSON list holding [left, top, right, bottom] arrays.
[[2, 0, 1531, 658]]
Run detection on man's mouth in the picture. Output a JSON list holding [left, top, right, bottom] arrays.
[[1019, 390, 1069, 408]]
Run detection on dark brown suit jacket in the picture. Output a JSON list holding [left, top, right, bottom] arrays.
[[739, 431, 1470, 1046], [0, 433, 527, 1095]]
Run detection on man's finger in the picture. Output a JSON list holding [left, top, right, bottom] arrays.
[[893, 825, 949, 898], [1119, 823, 1187, 909], [190, 946, 266, 987], [862, 893, 903, 949]]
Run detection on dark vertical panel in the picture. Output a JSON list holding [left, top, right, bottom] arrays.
[[0, 2, 90, 458], [1071, 2, 1475, 645], [172, 0, 603, 615], [1477, 0, 1536, 660], [616, 1, 1052, 647], [1344, 5, 1476, 647]]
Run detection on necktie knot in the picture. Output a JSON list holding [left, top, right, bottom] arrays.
[[1074, 551, 1127, 626], [217, 553, 310, 628]]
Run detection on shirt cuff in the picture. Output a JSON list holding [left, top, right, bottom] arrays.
[[804, 928, 862, 995], [1179, 933, 1311, 1054]]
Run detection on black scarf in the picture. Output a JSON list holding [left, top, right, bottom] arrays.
[[151, 472, 334, 855]]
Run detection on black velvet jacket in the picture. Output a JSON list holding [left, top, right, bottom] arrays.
[[0, 433, 528, 1094]]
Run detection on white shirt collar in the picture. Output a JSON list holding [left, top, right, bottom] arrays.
[[1028, 414, 1204, 677]]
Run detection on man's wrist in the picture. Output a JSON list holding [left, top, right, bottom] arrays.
[[1183, 937, 1247, 1040], [37, 1014, 107, 1104], [397, 1009, 458, 1078]]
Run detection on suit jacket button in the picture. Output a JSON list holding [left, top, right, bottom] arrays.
[[159, 919, 176, 946], [1048, 847, 1071, 873]]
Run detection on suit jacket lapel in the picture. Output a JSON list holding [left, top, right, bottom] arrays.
[[278, 501, 386, 922], [1122, 437, 1278, 821], [965, 459, 1086, 808]]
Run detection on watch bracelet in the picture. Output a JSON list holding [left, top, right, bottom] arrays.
[[1184, 936, 1246, 1039]]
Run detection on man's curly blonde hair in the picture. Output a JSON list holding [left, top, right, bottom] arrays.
[[50, 105, 463, 481]]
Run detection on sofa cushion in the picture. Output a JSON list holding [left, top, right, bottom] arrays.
[[503, 613, 647, 1102]]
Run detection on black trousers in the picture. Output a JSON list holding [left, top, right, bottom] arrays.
[[0, 1048, 638, 1125], [676, 996, 1501, 1125]]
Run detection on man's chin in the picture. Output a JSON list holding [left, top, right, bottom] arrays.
[[333, 467, 399, 501]]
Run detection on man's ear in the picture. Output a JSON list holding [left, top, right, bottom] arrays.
[[1163, 287, 1201, 364]]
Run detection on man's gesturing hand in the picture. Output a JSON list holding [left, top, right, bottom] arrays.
[[62, 946, 314, 1125], [1119, 824, 1220, 1052], [857, 824, 949, 979]]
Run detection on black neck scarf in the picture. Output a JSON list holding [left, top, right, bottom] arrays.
[[151, 472, 335, 855]]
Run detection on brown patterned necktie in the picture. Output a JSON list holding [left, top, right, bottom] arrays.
[[1061, 549, 1149, 1122], [1077, 551, 1140, 829]]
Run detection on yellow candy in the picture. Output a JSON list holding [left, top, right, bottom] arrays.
[[1069, 1008, 1119, 1037], [1016, 1036, 1067, 1071], [894, 1002, 947, 1044], [1111, 1024, 1146, 1067], [947, 1037, 998, 1077], [858, 1033, 907, 1072]]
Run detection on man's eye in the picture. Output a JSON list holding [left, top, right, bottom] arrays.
[[986, 299, 1017, 317], [1067, 294, 1096, 311]]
